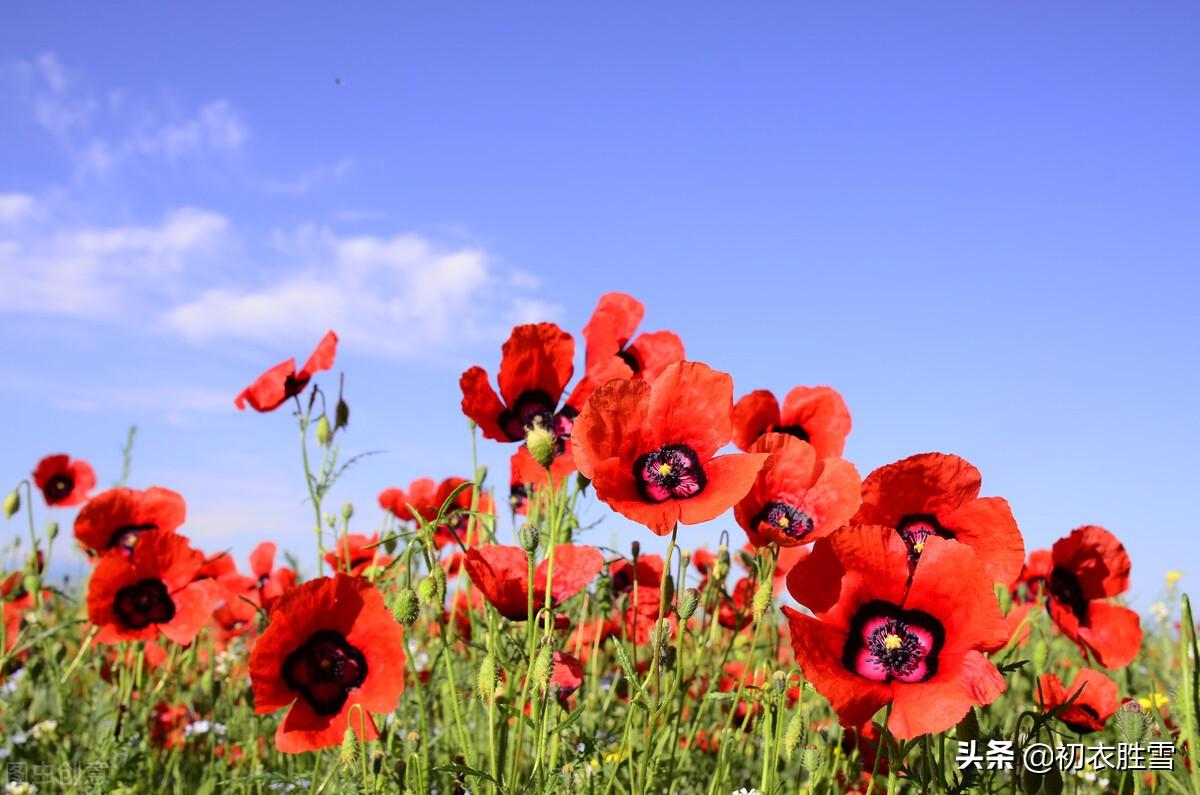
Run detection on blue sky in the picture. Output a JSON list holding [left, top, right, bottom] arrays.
[[2, 3, 1197, 606]]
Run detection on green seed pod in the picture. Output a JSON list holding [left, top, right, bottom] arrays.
[[525, 422, 557, 469], [315, 414, 332, 447], [678, 588, 701, 621], [393, 588, 419, 624], [3, 490, 19, 520], [1115, 701, 1150, 744], [802, 746, 821, 772], [518, 523, 540, 554], [783, 709, 806, 761]]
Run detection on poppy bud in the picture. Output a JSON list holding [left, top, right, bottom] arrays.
[[956, 708, 980, 742], [1042, 768, 1063, 795], [417, 568, 446, 606], [46, 521, 58, 541], [1115, 701, 1149, 744], [475, 464, 488, 484], [335, 396, 350, 430], [772, 670, 787, 694], [631, 540, 640, 560], [1032, 639, 1048, 671], [653, 618, 671, 651], [751, 582, 772, 619], [783, 710, 805, 761], [341, 502, 354, 522], [518, 523, 540, 554], [1020, 767, 1043, 795], [525, 422, 557, 469], [533, 644, 553, 692], [315, 415, 332, 447], [340, 725, 358, 765], [802, 746, 820, 771], [477, 654, 497, 702], [393, 588, 419, 624], [22, 574, 39, 597], [3, 490, 19, 520], [716, 545, 730, 580], [678, 588, 700, 621]]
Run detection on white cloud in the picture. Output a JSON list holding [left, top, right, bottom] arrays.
[[5, 52, 246, 177], [165, 226, 550, 356], [257, 157, 356, 195], [0, 193, 36, 223]]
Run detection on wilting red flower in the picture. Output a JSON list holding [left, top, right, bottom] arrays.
[[32, 454, 96, 507], [1038, 668, 1119, 733], [234, 330, 338, 412], [731, 386, 851, 458], [566, 292, 685, 407], [250, 542, 297, 609], [378, 478, 439, 522], [325, 534, 391, 577], [74, 486, 187, 558], [783, 525, 1009, 739], [1019, 526, 1143, 669], [460, 324, 578, 461], [734, 434, 861, 548], [250, 574, 405, 753], [87, 530, 220, 645], [463, 544, 603, 621], [610, 554, 664, 593], [572, 361, 768, 536], [852, 453, 1024, 587]]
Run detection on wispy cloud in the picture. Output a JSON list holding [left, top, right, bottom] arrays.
[[5, 52, 247, 177], [256, 157, 356, 195], [0, 193, 36, 223]]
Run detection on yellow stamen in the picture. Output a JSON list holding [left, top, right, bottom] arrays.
[[778, 516, 790, 528], [657, 463, 673, 477], [913, 540, 926, 554], [883, 633, 902, 651]]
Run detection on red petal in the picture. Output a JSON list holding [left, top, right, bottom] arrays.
[[1052, 525, 1131, 600], [459, 366, 510, 441], [463, 546, 530, 620], [779, 386, 852, 459], [940, 496, 1025, 587], [624, 330, 685, 383], [534, 545, 604, 608], [235, 359, 296, 412], [731, 390, 781, 452], [298, 330, 338, 380], [1078, 601, 1143, 669], [647, 361, 734, 461], [783, 608, 890, 728], [276, 696, 378, 754], [904, 536, 1009, 653], [571, 377, 651, 479], [888, 650, 1004, 739], [854, 453, 981, 528], [676, 453, 768, 527], [496, 322, 575, 408], [583, 292, 644, 370]]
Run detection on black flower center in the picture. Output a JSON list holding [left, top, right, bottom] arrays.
[[756, 501, 814, 541], [843, 601, 944, 684], [618, 348, 641, 374], [895, 514, 955, 566], [44, 474, 74, 502], [634, 444, 706, 503], [1049, 566, 1088, 620], [499, 391, 575, 456], [283, 629, 369, 716], [106, 523, 158, 556], [509, 484, 528, 511], [773, 424, 810, 443], [114, 578, 176, 630]]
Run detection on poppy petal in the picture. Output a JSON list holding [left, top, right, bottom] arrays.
[[940, 496, 1025, 587], [783, 608, 890, 728], [496, 323, 575, 408], [460, 366, 511, 442], [646, 362, 734, 461], [676, 453, 768, 527], [731, 390, 782, 452]]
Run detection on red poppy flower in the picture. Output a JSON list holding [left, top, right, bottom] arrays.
[[235, 330, 338, 412], [1020, 526, 1143, 669], [1038, 668, 1119, 733], [32, 454, 96, 507], [74, 486, 187, 558], [150, 702, 192, 750], [731, 386, 851, 459], [566, 292, 685, 407], [782, 525, 1009, 739], [249, 573, 405, 753], [324, 534, 391, 577], [460, 324, 578, 462], [734, 434, 861, 548], [572, 361, 768, 536], [87, 530, 220, 645], [250, 542, 297, 609], [549, 651, 584, 704], [463, 544, 603, 621], [851, 453, 1024, 587], [378, 478, 439, 522], [610, 554, 664, 593]]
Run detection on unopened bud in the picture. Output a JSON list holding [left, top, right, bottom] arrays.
[[46, 521, 58, 541], [802, 746, 820, 771], [315, 414, 332, 447], [518, 523, 540, 554], [477, 654, 498, 702], [716, 545, 731, 580], [524, 422, 557, 469], [631, 540, 640, 560], [335, 397, 350, 430], [533, 644, 554, 692], [340, 725, 358, 765], [393, 588, 419, 625], [678, 588, 700, 621], [1032, 639, 1048, 671], [3, 491, 19, 520], [416, 577, 439, 606], [751, 582, 772, 619], [783, 710, 806, 760], [653, 618, 671, 651], [417, 568, 446, 606], [22, 574, 39, 598], [341, 502, 354, 522], [772, 670, 787, 694]]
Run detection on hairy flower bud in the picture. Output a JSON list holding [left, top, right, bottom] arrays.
[[341, 502, 354, 522], [533, 644, 554, 693], [518, 523, 540, 555], [783, 709, 806, 761], [316, 414, 332, 447], [525, 422, 557, 469], [477, 654, 498, 703], [716, 545, 731, 580], [393, 588, 419, 624], [678, 588, 700, 621], [3, 490, 19, 520], [46, 521, 58, 541], [751, 581, 772, 619], [340, 725, 358, 765]]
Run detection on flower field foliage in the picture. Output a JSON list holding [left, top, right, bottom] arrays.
[[1, 291, 1196, 794]]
